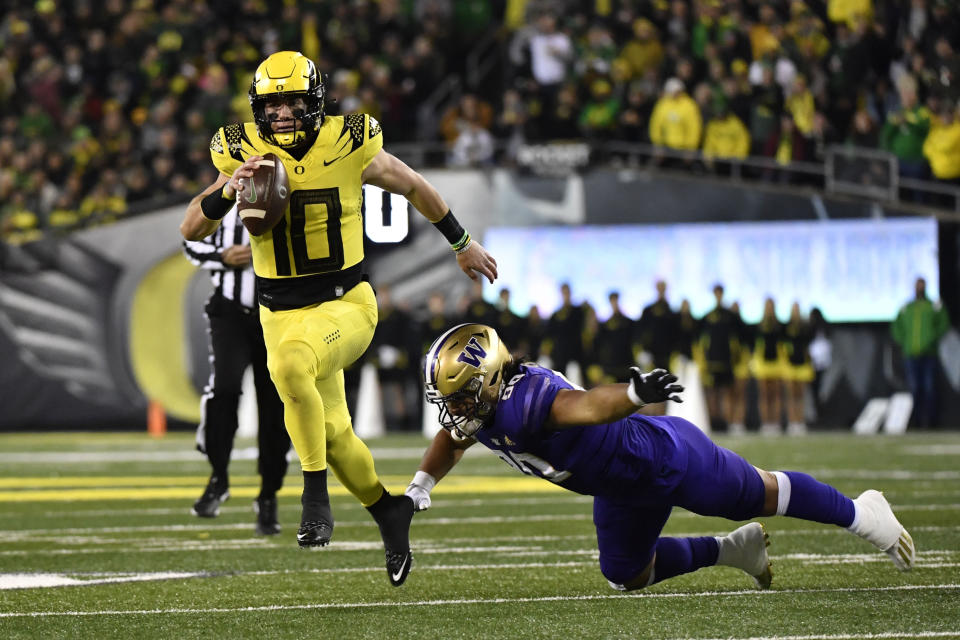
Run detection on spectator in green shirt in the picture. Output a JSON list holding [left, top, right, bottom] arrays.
[[891, 277, 951, 428], [880, 75, 931, 189], [579, 78, 621, 140]]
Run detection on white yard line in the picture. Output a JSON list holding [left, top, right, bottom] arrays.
[[903, 445, 960, 455], [0, 572, 205, 590], [2, 555, 955, 583], [0, 447, 428, 464], [673, 633, 960, 640], [28, 489, 959, 519], [0, 521, 956, 546], [37, 495, 596, 518], [0, 583, 957, 618], [805, 469, 960, 480]]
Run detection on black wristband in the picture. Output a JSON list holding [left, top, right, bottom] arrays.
[[432, 210, 466, 246], [200, 186, 234, 221]]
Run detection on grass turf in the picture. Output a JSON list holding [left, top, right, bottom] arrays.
[[0, 430, 958, 639]]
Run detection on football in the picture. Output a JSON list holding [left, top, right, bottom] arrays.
[[236, 152, 290, 236]]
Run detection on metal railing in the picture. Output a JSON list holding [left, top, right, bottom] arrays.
[[825, 146, 898, 202], [415, 75, 461, 142], [388, 138, 960, 215], [465, 28, 504, 91]]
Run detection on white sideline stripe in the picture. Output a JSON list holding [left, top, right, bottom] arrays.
[[3, 554, 956, 589], [0, 513, 593, 540], [806, 469, 960, 480], [1, 506, 956, 540], [0, 562, 599, 588], [0, 583, 957, 618], [38, 495, 596, 518], [674, 633, 960, 640], [0, 572, 205, 590], [0, 446, 428, 464], [31, 490, 960, 519], [903, 445, 960, 455]]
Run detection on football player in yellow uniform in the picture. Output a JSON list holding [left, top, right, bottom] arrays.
[[181, 51, 498, 587]]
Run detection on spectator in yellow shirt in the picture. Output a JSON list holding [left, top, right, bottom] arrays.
[[650, 78, 703, 163], [786, 75, 815, 136], [749, 5, 781, 62], [828, 0, 873, 27], [620, 18, 664, 81], [703, 99, 751, 175], [923, 103, 960, 183]]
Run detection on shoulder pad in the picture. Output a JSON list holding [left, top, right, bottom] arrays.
[[221, 124, 248, 162], [343, 114, 366, 148]]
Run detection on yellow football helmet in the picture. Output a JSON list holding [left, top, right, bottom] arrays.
[[423, 324, 512, 439], [248, 51, 324, 147]]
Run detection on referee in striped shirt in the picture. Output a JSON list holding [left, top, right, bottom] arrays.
[[183, 206, 290, 535]]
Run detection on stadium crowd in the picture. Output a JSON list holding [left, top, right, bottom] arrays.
[[363, 280, 834, 435], [2, 0, 960, 244]]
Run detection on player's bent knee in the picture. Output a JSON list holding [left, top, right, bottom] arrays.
[[270, 341, 318, 398], [600, 559, 654, 591]]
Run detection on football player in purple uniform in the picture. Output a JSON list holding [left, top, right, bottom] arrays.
[[406, 324, 915, 591]]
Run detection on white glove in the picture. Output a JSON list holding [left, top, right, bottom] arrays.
[[405, 470, 436, 512]]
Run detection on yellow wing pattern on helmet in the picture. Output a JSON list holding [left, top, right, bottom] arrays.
[[249, 51, 325, 148]]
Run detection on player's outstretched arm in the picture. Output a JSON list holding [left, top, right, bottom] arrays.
[[546, 368, 683, 430], [405, 428, 475, 511], [180, 156, 264, 241], [362, 150, 498, 283]]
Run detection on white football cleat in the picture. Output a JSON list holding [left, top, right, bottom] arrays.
[[848, 490, 915, 571], [717, 522, 772, 589]]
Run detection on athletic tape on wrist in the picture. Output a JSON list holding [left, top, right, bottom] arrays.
[[626, 382, 645, 407], [411, 470, 436, 492]]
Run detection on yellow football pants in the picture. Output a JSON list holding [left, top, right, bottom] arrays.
[[259, 281, 384, 506]]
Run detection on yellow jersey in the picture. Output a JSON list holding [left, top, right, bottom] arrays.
[[209, 114, 383, 281]]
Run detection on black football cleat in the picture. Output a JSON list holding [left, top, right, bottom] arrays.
[[297, 520, 333, 549], [254, 495, 281, 536], [385, 549, 413, 587], [191, 479, 229, 518], [367, 492, 415, 586]]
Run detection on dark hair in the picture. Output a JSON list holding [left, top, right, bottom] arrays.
[[501, 354, 525, 383]]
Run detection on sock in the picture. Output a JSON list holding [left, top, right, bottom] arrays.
[[774, 471, 854, 527], [649, 537, 719, 585], [366, 490, 412, 552], [301, 469, 332, 524]]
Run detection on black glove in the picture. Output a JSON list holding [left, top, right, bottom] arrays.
[[627, 367, 684, 405]]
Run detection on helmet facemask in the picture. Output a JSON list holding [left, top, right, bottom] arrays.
[[431, 377, 497, 439], [248, 52, 325, 148]]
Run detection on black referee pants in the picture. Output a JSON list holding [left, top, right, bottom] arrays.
[[197, 294, 290, 496]]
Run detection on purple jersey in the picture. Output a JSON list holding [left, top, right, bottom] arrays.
[[473, 364, 689, 501]]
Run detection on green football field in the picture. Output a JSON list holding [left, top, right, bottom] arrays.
[[0, 430, 958, 639]]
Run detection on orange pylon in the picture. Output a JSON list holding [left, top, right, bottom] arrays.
[[147, 400, 167, 438]]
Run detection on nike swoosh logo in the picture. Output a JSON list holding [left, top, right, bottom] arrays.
[[244, 178, 257, 203], [323, 157, 344, 166], [390, 553, 410, 583]]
